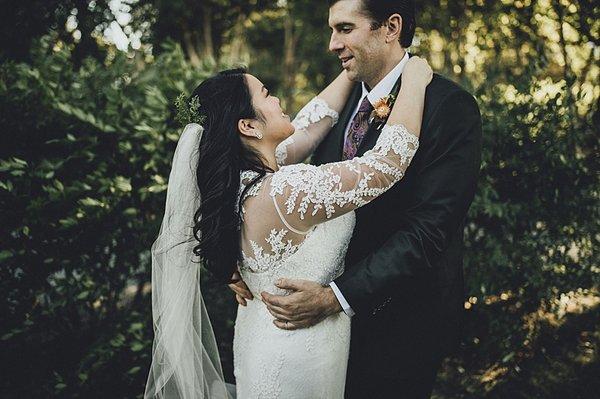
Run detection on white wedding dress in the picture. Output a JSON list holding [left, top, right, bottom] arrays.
[[233, 98, 419, 398]]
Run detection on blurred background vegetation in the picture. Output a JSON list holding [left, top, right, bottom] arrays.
[[0, 0, 598, 397]]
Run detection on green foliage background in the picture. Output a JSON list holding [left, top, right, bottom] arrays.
[[0, 0, 598, 398]]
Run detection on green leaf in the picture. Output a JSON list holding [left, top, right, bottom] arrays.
[[130, 322, 143, 331], [0, 250, 12, 262], [131, 342, 144, 352], [58, 218, 77, 228], [53, 180, 64, 192], [123, 207, 138, 216], [79, 197, 104, 207], [13, 158, 28, 167], [114, 176, 132, 192], [0, 180, 13, 192], [502, 352, 515, 363]]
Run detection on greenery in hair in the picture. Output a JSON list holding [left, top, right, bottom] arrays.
[[175, 93, 206, 126]]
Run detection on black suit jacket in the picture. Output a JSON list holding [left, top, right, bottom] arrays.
[[312, 73, 482, 367]]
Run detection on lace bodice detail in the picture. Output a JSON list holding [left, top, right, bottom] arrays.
[[243, 228, 302, 273], [234, 211, 355, 398], [234, 99, 420, 399], [275, 97, 339, 166], [239, 123, 418, 276], [270, 124, 417, 231]]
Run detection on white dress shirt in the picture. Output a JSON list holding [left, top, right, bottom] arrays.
[[329, 52, 410, 317]]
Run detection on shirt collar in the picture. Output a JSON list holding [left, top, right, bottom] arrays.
[[360, 51, 410, 105]]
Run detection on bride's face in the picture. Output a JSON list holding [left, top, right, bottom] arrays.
[[244, 74, 294, 144]]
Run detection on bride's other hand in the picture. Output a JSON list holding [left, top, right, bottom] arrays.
[[228, 270, 253, 306], [402, 56, 433, 88], [386, 56, 432, 136]]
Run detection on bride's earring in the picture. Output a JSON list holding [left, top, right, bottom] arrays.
[[255, 132, 263, 140]]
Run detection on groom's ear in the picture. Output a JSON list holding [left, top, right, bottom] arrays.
[[385, 13, 402, 44]]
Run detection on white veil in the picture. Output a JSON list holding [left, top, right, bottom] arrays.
[[144, 123, 233, 399]]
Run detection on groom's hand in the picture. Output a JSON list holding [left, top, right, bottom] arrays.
[[228, 271, 253, 306], [261, 278, 342, 330]]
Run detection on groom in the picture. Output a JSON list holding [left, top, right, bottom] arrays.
[[236, 0, 482, 397]]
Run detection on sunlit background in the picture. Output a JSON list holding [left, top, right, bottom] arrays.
[[0, 0, 598, 398]]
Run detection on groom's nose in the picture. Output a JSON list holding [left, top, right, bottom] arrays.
[[329, 33, 344, 53]]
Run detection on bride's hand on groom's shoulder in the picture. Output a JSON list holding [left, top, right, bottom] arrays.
[[228, 270, 253, 306], [403, 56, 433, 88], [261, 278, 342, 330]]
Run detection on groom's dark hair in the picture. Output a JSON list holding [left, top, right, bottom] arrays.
[[328, 0, 417, 48]]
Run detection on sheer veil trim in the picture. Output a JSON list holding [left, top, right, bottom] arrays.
[[144, 123, 232, 399]]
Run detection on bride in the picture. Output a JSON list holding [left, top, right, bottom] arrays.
[[144, 57, 433, 398]]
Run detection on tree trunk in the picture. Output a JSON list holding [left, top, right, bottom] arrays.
[[229, 12, 247, 63], [553, 0, 571, 83], [201, 2, 216, 63], [282, 7, 298, 109], [181, 19, 201, 66]]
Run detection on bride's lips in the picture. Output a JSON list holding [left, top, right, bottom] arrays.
[[340, 56, 354, 68]]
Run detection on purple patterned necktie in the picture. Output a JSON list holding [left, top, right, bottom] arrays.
[[343, 96, 374, 160]]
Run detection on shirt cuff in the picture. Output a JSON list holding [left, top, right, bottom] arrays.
[[329, 282, 355, 317]]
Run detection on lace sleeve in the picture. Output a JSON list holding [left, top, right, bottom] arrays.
[[275, 97, 339, 166], [269, 124, 419, 233]]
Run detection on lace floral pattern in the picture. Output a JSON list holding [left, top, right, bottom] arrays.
[[234, 117, 418, 397], [275, 97, 339, 166], [238, 170, 263, 218], [234, 213, 354, 399], [270, 124, 418, 227], [241, 229, 302, 273], [252, 353, 285, 398], [291, 97, 340, 130], [365, 123, 419, 168], [275, 140, 292, 166], [269, 164, 364, 219]]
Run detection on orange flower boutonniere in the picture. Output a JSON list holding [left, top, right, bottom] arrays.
[[369, 94, 397, 129]]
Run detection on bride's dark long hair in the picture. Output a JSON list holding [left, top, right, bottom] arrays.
[[189, 68, 272, 283]]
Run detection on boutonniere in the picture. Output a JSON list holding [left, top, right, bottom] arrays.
[[369, 94, 397, 130]]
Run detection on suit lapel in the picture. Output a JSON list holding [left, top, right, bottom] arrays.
[[355, 74, 404, 157]]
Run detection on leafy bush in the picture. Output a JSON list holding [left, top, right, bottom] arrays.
[[0, 36, 225, 398], [0, 9, 598, 396]]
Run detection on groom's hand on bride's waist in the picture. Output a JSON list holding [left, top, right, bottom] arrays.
[[261, 278, 342, 330]]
